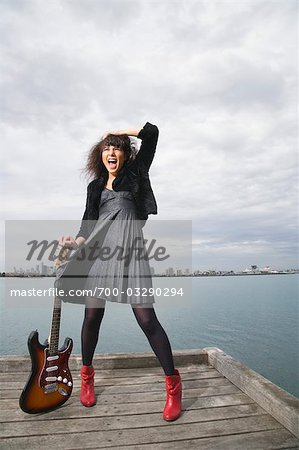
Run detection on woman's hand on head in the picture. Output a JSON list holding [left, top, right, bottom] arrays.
[[58, 235, 79, 250], [101, 129, 141, 140], [102, 131, 112, 140]]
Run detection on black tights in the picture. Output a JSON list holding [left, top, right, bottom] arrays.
[[81, 298, 175, 376]]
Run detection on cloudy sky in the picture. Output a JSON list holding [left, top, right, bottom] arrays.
[[1, 0, 297, 271]]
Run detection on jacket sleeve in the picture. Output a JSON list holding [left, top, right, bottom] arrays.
[[136, 122, 159, 171], [75, 183, 92, 240]]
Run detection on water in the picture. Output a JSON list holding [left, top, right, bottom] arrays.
[[1, 275, 298, 397]]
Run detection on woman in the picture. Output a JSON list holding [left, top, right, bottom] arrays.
[[58, 122, 182, 421]]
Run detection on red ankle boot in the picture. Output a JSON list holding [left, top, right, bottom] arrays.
[[80, 365, 96, 407], [163, 369, 182, 421]]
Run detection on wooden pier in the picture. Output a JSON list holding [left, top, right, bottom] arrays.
[[0, 347, 298, 449]]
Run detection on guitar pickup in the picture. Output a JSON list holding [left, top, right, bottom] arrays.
[[45, 376, 57, 382], [47, 355, 59, 361], [46, 366, 58, 372]]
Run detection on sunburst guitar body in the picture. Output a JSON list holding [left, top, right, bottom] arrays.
[[19, 246, 74, 414], [19, 328, 73, 414]]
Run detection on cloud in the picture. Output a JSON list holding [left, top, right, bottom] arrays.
[[0, 0, 297, 270]]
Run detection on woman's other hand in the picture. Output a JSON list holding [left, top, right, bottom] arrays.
[[58, 235, 79, 250]]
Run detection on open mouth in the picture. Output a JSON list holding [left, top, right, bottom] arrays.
[[108, 157, 118, 170]]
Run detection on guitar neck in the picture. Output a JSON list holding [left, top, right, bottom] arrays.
[[49, 296, 62, 355]]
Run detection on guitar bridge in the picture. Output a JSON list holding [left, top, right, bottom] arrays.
[[44, 383, 58, 394]]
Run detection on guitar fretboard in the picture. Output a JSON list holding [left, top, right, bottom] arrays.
[[49, 296, 62, 355]]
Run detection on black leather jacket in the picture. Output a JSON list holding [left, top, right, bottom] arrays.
[[76, 122, 159, 240]]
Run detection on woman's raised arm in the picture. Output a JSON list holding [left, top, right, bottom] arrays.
[[135, 122, 159, 171]]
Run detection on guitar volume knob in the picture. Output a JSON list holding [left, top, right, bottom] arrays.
[[67, 381, 72, 387], [57, 376, 62, 382], [63, 378, 68, 384]]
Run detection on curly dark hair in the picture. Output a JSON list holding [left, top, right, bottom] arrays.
[[84, 134, 137, 180]]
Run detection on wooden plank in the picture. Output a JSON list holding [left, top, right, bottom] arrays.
[[2, 385, 242, 414], [0, 374, 225, 399], [0, 366, 221, 382], [0, 415, 283, 449], [0, 372, 224, 399], [0, 373, 228, 395], [0, 403, 266, 438], [0, 384, 240, 411], [205, 347, 299, 438], [1, 365, 212, 377], [0, 350, 209, 372], [0, 368, 223, 391], [0, 377, 227, 400], [109, 429, 299, 450], [0, 392, 254, 422]]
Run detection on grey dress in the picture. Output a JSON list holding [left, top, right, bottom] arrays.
[[77, 188, 155, 305]]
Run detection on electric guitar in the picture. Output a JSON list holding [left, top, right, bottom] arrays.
[[19, 246, 73, 414]]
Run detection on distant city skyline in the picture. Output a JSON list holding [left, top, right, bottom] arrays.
[[5, 263, 298, 277]]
